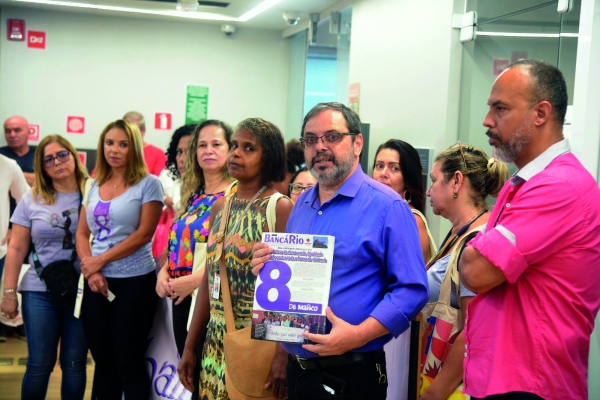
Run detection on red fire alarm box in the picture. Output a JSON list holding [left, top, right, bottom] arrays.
[[7, 19, 25, 41]]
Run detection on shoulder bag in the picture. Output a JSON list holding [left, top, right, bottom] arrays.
[[218, 191, 284, 399], [31, 189, 84, 304], [418, 225, 484, 399]]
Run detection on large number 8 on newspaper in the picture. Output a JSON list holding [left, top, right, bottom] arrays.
[[255, 260, 292, 311]]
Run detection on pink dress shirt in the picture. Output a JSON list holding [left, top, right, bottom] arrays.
[[463, 141, 600, 399]]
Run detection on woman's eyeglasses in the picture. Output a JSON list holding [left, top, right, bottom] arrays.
[[289, 183, 315, 195], [300, 133, 358, 148], [43, 150, 71, 168]]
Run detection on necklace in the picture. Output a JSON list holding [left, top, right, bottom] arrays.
[[426, 209, 487, 269], [203, 177, 226, 195], [223, 185, 267, 234]]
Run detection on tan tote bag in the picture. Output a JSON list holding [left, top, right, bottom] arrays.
[[218, 192, 284, 399]]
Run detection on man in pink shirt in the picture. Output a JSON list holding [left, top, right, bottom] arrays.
[[123, 111, 167, 176], [460, 59, 600, 399]]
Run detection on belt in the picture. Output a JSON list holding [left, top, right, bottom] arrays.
[[290, 348, 384, 370]]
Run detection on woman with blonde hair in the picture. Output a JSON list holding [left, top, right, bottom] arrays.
[[0, 134, 89, 399], [419, 142, 508, 400], [76, 119, 163, 399], [156, 119, 235, 399]]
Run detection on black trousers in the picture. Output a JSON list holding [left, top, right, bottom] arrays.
[[472, 393, 543, 400], [82, 272, 158, 400], [171, 295, 202, 400], [286, 350, 387, 400]]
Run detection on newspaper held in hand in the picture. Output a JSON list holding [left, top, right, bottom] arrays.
[[252, 233, 334, 343]]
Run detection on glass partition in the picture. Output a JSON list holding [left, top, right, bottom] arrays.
[[457, 0, 580, 171]]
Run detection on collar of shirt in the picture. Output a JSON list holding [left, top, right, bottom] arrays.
[[513, 139, 571, 185], [303, 164, 365, 208]]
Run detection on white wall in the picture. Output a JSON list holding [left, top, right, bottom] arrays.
[[0, 6, 290, 151], [349, 0, 464, 242]]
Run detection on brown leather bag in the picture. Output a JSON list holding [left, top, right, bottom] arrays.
[[215, 192, 278, 400]]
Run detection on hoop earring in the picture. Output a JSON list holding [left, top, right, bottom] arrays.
[[404, 191, 411, 204]]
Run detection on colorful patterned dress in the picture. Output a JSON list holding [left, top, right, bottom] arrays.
[[199, 194, 272, 400], [168, 184, 236, 277]]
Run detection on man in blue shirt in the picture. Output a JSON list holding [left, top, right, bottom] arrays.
[[253, 102, 428, 399], [2, 115, 36, 186]]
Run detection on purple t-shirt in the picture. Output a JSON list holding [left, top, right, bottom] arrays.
[[11, 189, 81, 292], [86, 174, 163, 278]]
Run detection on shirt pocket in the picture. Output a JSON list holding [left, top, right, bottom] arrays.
[[330, 233, 359, 270]]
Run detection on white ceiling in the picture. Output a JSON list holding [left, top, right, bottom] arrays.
[[0, 0, 347, 29]]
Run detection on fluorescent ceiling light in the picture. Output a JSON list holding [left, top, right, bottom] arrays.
[[477, 31, 579, 38], [9, 0, 282, 21], [239, 0, 282, 22]]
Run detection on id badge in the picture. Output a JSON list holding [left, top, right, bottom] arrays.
[[212, 274, 221, 299]]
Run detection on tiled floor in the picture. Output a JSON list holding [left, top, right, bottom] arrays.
[[0, 335, 94, 399]]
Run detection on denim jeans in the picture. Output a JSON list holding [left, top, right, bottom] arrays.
[[20, 291, 88, 400]]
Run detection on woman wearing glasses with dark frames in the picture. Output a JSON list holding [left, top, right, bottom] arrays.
[[1, 134, 89, 399], [287, 167, 317, 204]]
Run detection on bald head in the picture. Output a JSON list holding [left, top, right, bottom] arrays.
[[123, 111, 146, 137], [4, 115, 30, 154]]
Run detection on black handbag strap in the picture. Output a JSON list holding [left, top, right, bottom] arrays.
[[31, 188, 83, 277]]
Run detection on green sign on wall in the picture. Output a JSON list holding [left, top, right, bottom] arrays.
[[185, 85, 209, 124]]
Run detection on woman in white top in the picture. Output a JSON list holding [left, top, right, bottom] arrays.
[[76, 119, 163, 399], [154, 124, 195, 258], [372, 138, 436, 400], [158, 124, 195, 215]]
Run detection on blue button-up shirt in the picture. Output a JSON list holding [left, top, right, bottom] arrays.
[[282, 166, 429, 358]]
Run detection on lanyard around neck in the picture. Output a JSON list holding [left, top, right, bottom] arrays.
[[426, 209, 487, 270]]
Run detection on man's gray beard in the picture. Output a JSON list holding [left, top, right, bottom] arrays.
[[492, 122, 532, 163], [309, 149, 355, 187]]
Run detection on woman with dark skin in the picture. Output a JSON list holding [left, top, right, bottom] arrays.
[[178, 118, 293, 400]]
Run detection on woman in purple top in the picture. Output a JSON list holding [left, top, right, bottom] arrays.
[[76, 120, 163, 399], [1, 134, 89, 400]]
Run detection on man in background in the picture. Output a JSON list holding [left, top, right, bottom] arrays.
[[460, 59, 600, 400], [0, 115, 36, 340], [2, 115, 36, 185], [123, 111, 167, 176]]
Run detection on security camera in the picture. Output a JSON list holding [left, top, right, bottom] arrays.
[[221, 24, 236, 36], [283, 11, 301, 26]]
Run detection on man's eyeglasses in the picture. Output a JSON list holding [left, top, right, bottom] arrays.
[[43, 150, 71, 168], [300, 132, 358, 148], [289, 183, 315, 195]]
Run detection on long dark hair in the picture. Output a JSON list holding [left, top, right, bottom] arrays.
[[165, 124, 196, 180], [373, 139, 425, 214]]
